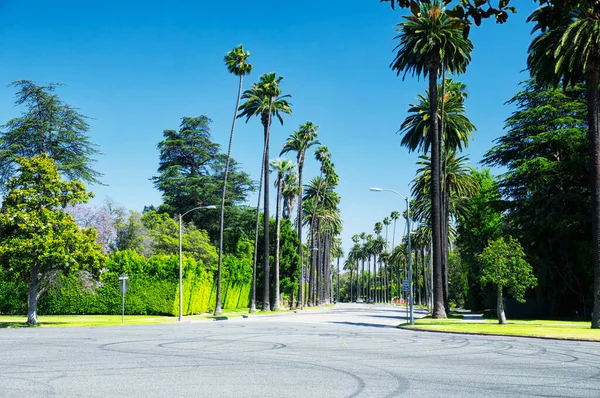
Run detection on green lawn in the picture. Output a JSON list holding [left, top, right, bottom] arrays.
[[0, 307, 304, 328], [402, 316, 600, 341]]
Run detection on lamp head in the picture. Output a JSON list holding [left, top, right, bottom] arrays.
[[203, 205, 217, 209], [370, 187, 383, 192]]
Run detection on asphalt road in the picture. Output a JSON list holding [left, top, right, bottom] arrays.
[[1, 304, 599, 397]]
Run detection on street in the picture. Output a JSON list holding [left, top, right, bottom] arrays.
[[0, 304, 598, 397]]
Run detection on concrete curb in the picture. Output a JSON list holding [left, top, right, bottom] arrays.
[[396, 325, 600, 343]]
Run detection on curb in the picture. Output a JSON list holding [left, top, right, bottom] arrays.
[[396, 325, 600, 343]]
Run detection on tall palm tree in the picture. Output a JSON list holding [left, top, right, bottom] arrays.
[[390, 210, 400, 300], [214, 45, 252, 316], [400, 80, 476, 311], [239, 73, 292, 311], [346, 240, 361, 301], [527, 1, 600, 329], [383, 217, 391, 302], [282, 170, 299, 219], [391, 0, 472, 318], [270, 158, 295, 311], [332, 238, 343, 303], [280, 122, 320, 309]]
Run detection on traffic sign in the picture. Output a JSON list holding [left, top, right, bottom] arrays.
[[119, 273, 129, 294], [402, 280, 410, 292]]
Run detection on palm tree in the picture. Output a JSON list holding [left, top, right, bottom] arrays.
[[346, 240, 361, 301], [214, 45, 252, 316], [411, 152, 478, 310], [391, 0, 472, 318], [383, 217, 391, 302], [282, 170, 299, 219], [270, 158, 295, 311], [332, 238, 343, 303], [527, 1, 600, 329], [280, 122, 320, 309], [239, 73, 292, 311], [400, 79, 475, 154], [390, 210, 400, 299]]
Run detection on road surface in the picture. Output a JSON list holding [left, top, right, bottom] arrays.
[[0, 304, 598, 397]]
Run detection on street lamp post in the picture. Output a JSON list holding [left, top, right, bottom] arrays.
[[370, 187, 413, 325], [179, 205, 216, 322]]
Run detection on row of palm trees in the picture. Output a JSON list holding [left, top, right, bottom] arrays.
[[386, 0, 600, 328], [215, 45, 342, 315], [343, 1, 480, 313], [388, 0, 475, 318]]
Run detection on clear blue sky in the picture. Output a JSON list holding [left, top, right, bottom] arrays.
[[0, 0, 538, 256]]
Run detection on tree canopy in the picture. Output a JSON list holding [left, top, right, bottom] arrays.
[[0, 155, 105, 324], [0, 80, 102, 190]]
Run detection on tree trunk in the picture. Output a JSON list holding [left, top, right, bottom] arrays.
[[587, 67, 600, 329], [308, 225, 316, 306], [497, 285, 506, 325], [296, 160, 305, 310], [273, 177, 283, 311], [249, 136, 266, 314], [316, 226, 323, 305], [439, 63, 449, 314], [27, 263, 39, 325], [262, 103, 274, 312], [336, 256, 340, 303], [215, 74, 245, 316], [350, 268, 353, 302], [429, 66, 446, 319], [442, 182, 450, 313]]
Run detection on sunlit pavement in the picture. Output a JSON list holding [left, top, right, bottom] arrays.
[[1, 303, 598, 397]]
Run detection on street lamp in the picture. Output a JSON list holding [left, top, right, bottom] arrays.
[[179, 205, 216, 322], [370, 187, 414, 325]]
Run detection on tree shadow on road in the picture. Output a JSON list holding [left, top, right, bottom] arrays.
[[329, 321, 397, 329]]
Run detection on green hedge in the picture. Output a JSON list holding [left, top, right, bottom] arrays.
[[33, 248, 252, 316]]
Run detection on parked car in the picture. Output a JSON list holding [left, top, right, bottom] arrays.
[[356, 298, 364, 303], [366, 298, 374, 304]]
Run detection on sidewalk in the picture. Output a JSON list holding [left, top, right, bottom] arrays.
[[454, 308, 485, 322]]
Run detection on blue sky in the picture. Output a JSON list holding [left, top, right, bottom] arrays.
[[0, 0, 538, 256]]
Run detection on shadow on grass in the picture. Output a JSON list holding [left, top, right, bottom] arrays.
[[0, 321, 72, 328], [0, 322, 27, 328]]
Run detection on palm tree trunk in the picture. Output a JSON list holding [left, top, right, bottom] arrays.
[[350, 267, 353, 301], [273, 177, 283, 311], [262, 101, 274, 312], [317, 226, 323, 305], [296, 161, 305, 310], [443, 188, 450, 312], [215, 74, 245, 316], [429, 65, 446, 319], [249, 146, 265, 313], [587, 67, 600, 329], [308, 224, 316, 306]]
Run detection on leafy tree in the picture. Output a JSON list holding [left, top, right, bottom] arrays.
[[215, 44, 252, 316], [478, 237, 538, 324], [0, 155, 105, 324], [527, 2, 600, 328], [152, 116, 253, 239], [65, 199, 121, 253], [0, 80, 102, 190], [381, 0, 518, 31], [391, 0, 472, 318], [239, 73, 292, 311], [280, 121, 320, 308], [483, 82, 592, 319], [455, 169, 503, 311]]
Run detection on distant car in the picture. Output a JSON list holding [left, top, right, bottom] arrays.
[[356, 298, 364, 303], [366, 299, 374, 304]]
